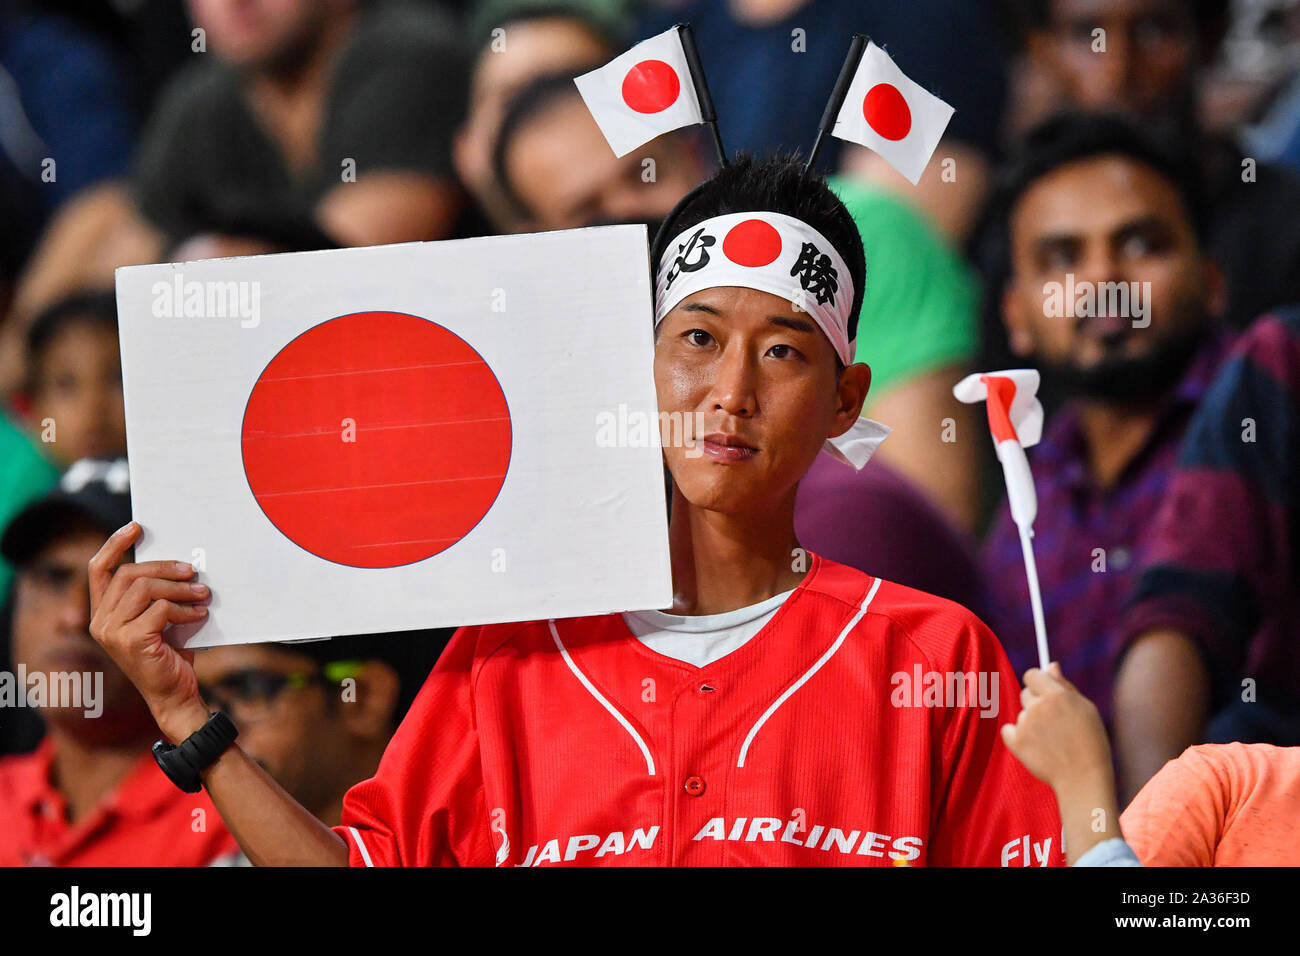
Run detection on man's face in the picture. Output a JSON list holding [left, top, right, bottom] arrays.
[[455, 17, 611, 204], [505, 96, 703, 231], [11, 530, 146, 733], [187, 0, 338, 71], [194, 644, 347, 812], [1004, 154, 1216, 396], [1036, 0, 1206, 119], [654, 286, 867, 515], [31, 321, 126, 467]]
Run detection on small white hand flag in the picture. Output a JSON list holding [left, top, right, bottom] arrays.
[[954, 370, 1052, 670]]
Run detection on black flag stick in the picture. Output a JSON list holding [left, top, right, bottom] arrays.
[[677, 23, 728, 168], [806, 34, 868, 172]]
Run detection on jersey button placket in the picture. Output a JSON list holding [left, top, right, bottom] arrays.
[[671, 677, 724, 864]]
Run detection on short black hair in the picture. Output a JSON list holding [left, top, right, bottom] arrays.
[[490, 66, 598, 220], [994, 110, 1210, 250], [650, 151, 867, 346], [26, 290, 119, 392]]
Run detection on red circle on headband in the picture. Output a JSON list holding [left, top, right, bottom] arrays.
[[621, 60, 681, 114], [241, 311, 512, 568], [723, 219, 782, 267], [863, 83, 912, 141]]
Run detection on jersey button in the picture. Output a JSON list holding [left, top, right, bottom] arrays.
[[683, 775, 706, 797]]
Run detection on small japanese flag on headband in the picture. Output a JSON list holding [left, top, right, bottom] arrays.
[[575, 26, 704, 158], [654, 211, 890, 469], [830, 41, 954, 185]]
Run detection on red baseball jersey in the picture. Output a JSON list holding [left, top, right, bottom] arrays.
[[337, 554, 1064, 866]]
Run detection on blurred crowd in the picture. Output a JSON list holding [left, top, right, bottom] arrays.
[[2, 0, 1300, 866]]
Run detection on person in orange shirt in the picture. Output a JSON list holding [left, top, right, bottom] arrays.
[[0, 457, 238, 866], [1004, 663, 1300, 866], [1121, 742, 1300, 866]]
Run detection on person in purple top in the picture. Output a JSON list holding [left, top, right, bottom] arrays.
[[796, 455, 989, 623], [1114, 307, 1300, 801], [980, 112, 1233, 725]]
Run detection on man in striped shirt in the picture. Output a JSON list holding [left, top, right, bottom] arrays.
[[1115, 307, 1300, 799]]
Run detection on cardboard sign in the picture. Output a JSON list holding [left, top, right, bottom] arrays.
[[114, 227, 672, 647]]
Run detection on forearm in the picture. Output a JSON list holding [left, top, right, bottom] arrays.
[[164, 702, 349, 866], [203, 746, 349, 866], [316, 174, 463, 246], [1112, 630, 1209, 804], [11, 182, 163, 325], [1055, 777, 1121, 867]]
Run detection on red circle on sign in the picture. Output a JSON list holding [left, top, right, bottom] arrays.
[[863, 83, 912, 140], [621, 59, 681, 114], [722, 219, 782, 267], [240, 312, 512, 568]]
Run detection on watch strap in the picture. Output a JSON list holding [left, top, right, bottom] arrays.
[[153, 711, 238, 793]]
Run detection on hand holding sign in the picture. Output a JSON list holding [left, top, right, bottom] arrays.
[[88, 521, 211, 742]]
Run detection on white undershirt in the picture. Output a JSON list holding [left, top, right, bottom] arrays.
[[622, 589, 796, 668]]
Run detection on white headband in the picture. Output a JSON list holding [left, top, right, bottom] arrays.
[[654, 211, 856, 365], [653, 210, 888, 469]]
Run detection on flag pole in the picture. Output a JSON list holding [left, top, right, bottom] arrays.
[[805, 33, 868, 173], [998, 435, 1052, 672], [677, 23, 728, 168], [1018, 525, 1051, 671]]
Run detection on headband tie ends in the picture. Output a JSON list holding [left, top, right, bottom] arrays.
[[824, 417, 890, 470]]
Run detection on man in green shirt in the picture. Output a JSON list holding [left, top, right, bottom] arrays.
[[830, 175, 980, 528]]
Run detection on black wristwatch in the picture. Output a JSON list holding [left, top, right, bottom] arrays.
[[152, 712, 238, 793]]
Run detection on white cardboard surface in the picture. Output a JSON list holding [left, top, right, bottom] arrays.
[[114, 226, 672, 647]]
